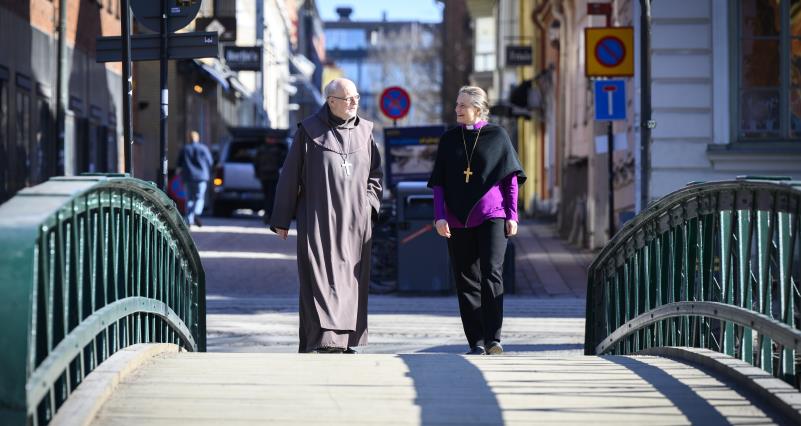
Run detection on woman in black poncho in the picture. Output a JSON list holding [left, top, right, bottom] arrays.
[[428, 86, 526, 355]]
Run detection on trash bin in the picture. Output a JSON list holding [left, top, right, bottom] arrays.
[[396, 181, 451, 293]]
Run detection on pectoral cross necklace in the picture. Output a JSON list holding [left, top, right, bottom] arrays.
[[461, 125, 482, 183], [335, 129, 352, 177]]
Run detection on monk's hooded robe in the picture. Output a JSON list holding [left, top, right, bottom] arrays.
[[270, 105, 383, 353]]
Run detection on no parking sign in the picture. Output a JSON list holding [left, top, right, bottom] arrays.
[[380, 86, 411, 121], [585, 27, 634, 77]]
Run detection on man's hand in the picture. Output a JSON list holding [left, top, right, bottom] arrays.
[[275, 228, 289, 240], [505, 220, 518, 237], [435, 219, 451, 238]]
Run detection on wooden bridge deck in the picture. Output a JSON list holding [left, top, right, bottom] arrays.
[[83, 351, 787, 425]]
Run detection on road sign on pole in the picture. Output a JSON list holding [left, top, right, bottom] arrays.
[[131, 0, 202, 33], [380, 86, 411, 125], [96, 32, 219, 62], [594, 80, 626, 121], [585, 27, 634, 77], [593, 79, 627, 239], [99, 0, 219, 191]]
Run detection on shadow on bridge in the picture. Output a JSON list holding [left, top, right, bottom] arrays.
[[399, 354, 504, 425], [604, 356, 786, 425]]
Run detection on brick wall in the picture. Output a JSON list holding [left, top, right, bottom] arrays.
[[1, 0, 122, 72]]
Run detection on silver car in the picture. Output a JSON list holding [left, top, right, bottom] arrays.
[[211, 139, 263, 217]]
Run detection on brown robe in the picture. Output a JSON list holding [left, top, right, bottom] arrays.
[[270, 106, 383, 352]]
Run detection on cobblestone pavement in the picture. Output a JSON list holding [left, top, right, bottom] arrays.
[[192, 215, 587, 355]]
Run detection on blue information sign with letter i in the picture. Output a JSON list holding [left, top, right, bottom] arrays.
[[594, 80, 626, 121]]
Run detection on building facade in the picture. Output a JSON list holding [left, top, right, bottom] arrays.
[[323, 7, 443, 128], [466, 0, 801, 249], [0, 0, 125, 203]]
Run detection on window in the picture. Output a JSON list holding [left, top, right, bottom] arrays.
[[34, 96, 52, 184], [324, 29, 368, 50], [16, 85, 31, 188], [474, 17, 497, 72], [737, 0, 801, 140], [0, 76, 8, 202]]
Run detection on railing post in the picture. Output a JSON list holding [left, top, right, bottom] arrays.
[[778, 211, 795, 382]]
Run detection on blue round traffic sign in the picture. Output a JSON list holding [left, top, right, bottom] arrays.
[[380, 86, 411, 120], [594, 36, 626, 67]]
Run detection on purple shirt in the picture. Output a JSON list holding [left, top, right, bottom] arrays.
[[433, 121, 520, 228]]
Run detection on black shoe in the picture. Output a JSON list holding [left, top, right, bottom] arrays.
[[344, 347, 358, 354], [487, 341, 503, 355], [313, 347, 345, 354], [465, 346, 486, 355], [193, 216, 203, 227]]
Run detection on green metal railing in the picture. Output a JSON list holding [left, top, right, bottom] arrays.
[[0, 175, 205, 425], [585, 178, 801, 388]]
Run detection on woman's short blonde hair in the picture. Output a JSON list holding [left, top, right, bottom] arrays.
[[458, 86, 490, 120]]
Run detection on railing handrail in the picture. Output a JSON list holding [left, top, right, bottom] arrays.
[[0, 175, 206, 425], [595, 301, 801, 355], [588, 179, 801, 275], [585, 178, 801, 389]]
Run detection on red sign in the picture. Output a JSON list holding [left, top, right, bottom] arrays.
[[380, 86, 411, 120]]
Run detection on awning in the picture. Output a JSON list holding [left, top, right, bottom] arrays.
[[289, 54, 316, 80], [228, 75, 251, 97], [193, 58, 230, 92], [290, 76, 325, 107]]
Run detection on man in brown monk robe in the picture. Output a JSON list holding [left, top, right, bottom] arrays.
[[270, 78, 383, 353]]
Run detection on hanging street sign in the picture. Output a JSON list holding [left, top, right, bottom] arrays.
[[380, 86, 411, 121], [224, 46, 262, 71], [594, 80, 626, 121], [96, 32, 220, 62], [506, 45, 533, 66], [585, 27, 634, 77], [196, 17, 237, 42], [131, 0, 203, 33]]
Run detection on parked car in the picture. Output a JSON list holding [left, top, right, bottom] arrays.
[[211, 127, 290, 217]]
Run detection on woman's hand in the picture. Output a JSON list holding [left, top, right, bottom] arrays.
[[505, 220, 518, 237], [275, 228, 289, 240], [435, 219, 451, 238]]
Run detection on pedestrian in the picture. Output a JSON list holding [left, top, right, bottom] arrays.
[[270, 78, 383, 354], [428, 86, 526, 355], [253, 134, 288, 224], [176, 130, 214, 227]]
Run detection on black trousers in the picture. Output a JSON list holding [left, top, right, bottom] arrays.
[[447, 218, 507, 349]]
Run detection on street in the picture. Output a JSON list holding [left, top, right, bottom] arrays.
[[192, 216, 586, 355]]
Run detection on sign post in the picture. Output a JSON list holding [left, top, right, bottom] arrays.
[[379, 86, 411, 126], [594, 79, 626, 237], [121, 0, 133, 175], [98, 0, 217, 190]]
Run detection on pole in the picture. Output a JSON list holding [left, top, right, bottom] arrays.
[[121, 0, 134, 175], [607, 121, 615, 238], [639, 0, 652, 211], [57, 0, 74, 175], [159, 0, 169, 190], [256, 0, 265, 125]]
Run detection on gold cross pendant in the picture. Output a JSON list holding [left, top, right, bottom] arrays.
[[463, 167, 473, 183]]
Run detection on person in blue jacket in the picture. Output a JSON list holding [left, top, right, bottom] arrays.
[[176, 130, 213, 227]]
